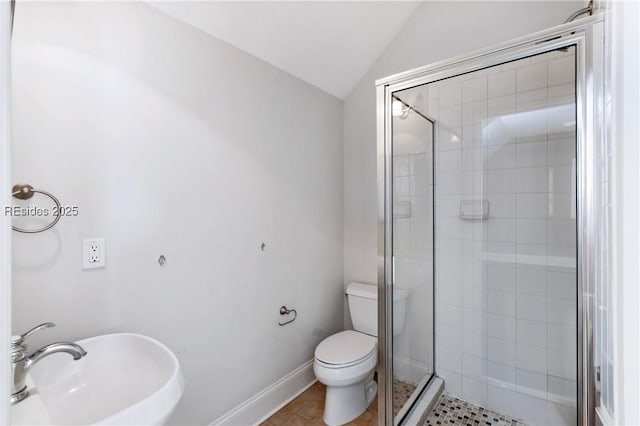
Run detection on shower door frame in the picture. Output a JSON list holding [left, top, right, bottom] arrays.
[[376, 16, 604, 425]]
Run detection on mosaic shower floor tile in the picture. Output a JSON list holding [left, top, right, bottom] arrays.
[[424, 393, 528, 426]]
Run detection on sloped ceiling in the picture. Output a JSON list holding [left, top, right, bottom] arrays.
[[148, 1, 424, 99]]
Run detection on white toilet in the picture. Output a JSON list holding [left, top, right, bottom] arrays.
[[313, 282, 408, 426]]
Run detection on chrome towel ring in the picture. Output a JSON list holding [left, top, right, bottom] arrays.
[[11, 184, 62, 234]]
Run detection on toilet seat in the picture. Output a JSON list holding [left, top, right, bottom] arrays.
[[315, 330, 377, 369]]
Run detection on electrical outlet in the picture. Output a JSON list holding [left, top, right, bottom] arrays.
[[83, 238, 106, 270]]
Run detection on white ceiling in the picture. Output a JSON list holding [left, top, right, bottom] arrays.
[[148, 1, 423, 99]]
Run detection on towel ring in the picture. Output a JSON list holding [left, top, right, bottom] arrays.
[[11, 184, 62, 234], [278, 306, 297, 326]]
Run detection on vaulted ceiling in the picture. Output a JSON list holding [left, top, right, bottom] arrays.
[[148, 1, 424, 99]]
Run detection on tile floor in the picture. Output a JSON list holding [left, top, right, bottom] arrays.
[[262, 378, 417, 426], [260, 381, 376, 426], [262, 381, 526, 426], [423, 393, 528, 426]]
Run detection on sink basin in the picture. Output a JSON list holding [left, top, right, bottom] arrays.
[[11, 333, 185, 425]]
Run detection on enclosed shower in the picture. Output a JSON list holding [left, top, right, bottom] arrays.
[[377, 17, 604, 426]]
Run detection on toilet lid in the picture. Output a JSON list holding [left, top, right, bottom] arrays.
[[315, 330, 377, 366]]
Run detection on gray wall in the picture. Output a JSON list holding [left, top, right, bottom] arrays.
[[11, 2, 344, 424]]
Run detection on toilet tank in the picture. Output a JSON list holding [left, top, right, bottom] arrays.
[[346, 282, 408, 337]]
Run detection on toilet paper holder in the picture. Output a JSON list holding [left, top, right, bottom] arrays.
[[278, 306, 297, 326]]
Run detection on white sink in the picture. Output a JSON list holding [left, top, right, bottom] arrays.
[[11, 333, 185, 425]]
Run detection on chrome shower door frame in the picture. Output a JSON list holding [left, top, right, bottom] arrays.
[[376, 16, 604, 426]]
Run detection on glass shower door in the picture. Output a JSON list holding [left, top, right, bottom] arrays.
[[390, 95, 435, 422], [389, 46, 579, 425]]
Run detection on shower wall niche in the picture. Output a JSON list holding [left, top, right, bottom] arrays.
[[392, 47, 578, 425]]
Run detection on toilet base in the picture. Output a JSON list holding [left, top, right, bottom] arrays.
[[322, 373, 377, 426]]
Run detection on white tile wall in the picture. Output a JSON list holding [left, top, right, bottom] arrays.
[[516, 62, 548, 92], [427, 48, 578, 425], [488, 70, 516, 98]]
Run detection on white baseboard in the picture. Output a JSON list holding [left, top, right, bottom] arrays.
[[210, 360, 317, 426]]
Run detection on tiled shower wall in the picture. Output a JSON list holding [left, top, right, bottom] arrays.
[[407, 49, 578, 425]]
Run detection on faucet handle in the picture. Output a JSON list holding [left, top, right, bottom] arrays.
[[12, 322, 55, 346]]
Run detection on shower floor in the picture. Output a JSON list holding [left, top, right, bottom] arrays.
[[424, 393, 528, 426], [261, 378, 417, 425]]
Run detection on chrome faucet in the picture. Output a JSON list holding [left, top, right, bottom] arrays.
[[11, 322, 87, 404]]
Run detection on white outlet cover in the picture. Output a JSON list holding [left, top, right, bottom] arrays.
[[83, 238, 106, 270]]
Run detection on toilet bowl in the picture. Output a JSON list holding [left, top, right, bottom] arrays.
[[313, 282, 408, 426], [313, 330, 378, 426]]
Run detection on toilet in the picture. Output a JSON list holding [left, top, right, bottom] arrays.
[[313, 282, 408, 426]]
